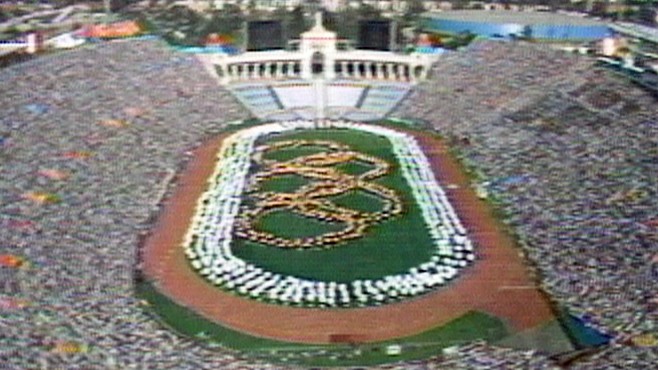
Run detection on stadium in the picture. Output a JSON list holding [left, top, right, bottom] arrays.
[[420, 10, 613, 41], [1, 9, 657, 370]]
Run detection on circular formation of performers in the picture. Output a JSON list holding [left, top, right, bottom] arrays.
[[235, 140, 403, 249]]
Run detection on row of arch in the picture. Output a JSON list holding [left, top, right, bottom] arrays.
[[333, 60, 421, 81], [225, 61, 303, 80], [220, 59, 423, 83]]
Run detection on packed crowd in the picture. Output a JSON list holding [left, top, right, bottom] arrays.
[[0, 39, 262, 369], [396, 40, 658, 367]]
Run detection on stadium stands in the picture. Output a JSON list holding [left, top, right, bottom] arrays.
[[272, 81, 315, 108], [359, 83, 410, 114], [2, 36, 657, 369], [326, 81, 367, 108], [228, 79, 411, 121], [230, 83, 282, 118], [394, 40, 658, 360]]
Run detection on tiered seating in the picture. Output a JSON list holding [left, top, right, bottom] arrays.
[[263, 111, 301, 121], [272, 82, 315, 108], [230, 84, 282, 117], [326, 81, 366, 108], [292, 107, 318, 120], [359, 83, 410, 114], [229, 80, 411, 121], [340, 110, 382, 121]]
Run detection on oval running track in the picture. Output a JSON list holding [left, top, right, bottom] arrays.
[[140, 124, 556, 344]]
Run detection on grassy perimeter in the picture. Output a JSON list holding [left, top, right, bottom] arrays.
[[136, 280, 510, 367]]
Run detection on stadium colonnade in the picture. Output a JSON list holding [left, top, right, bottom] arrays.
[[203, 12, 437, 84]]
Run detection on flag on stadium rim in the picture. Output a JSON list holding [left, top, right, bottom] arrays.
[[24, 103, 50, 115], [77, 21, 141, 39], [21, 192, 61, 205], [6, 219, 35, 230], [51, 340, 88, 354], [123, 107, 147, 117], [0, 254, 24, 268], [644, 217, 658, 229], [37, 169, 70, 181], [0, 297, 30, 310], [61, 150, 93, 159], [99, 119, 129, 128], [631, 333, 657, 347]]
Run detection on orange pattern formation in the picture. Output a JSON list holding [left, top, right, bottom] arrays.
[[235, 140, 403, 249]]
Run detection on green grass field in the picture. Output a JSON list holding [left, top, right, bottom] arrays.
[[328, 189, 386, 213], [231, 128, 437, 283], [259, 173, 309, 193], [263, 145, 327, 162], [136, 281, 510, 367], [256, 210, 347, 239]]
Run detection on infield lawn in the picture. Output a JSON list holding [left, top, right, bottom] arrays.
[[136, 281, 509, 367], [231, 129, 438, 282]]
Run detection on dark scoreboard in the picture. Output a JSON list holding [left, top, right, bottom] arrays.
[[247, 20, 285, 51], [357, 20, 393, 51]]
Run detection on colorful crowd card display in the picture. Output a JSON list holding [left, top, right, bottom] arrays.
[[61, 151, 93, 159], [99, 119, 130, 128], [0, 297, 31, 310], [38, 169, 70, 181], [22, 192, 61, 205], [0, 254, 24, 268]]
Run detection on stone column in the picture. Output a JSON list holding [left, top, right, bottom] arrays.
[[264, 62, 271, 79], [365, 62, 372, 79], [233, 64, 240, 80], [376, 63, 384, 80], [386, 63, 394, 81], [341, 61, 348, 78], [326, 57, 335, 80], [288, 62, 295, 77], [241, 64, 249, 80], [395, 64, 403, 81], [409, 67, 415, 83], [301, 54, 312, 79], [276, 62, 283, 79]]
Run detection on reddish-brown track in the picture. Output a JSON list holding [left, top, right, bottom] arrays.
[[141, 126, 555, 344]]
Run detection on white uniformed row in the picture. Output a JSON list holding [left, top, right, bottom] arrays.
[[182, 120, 476, 307]]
